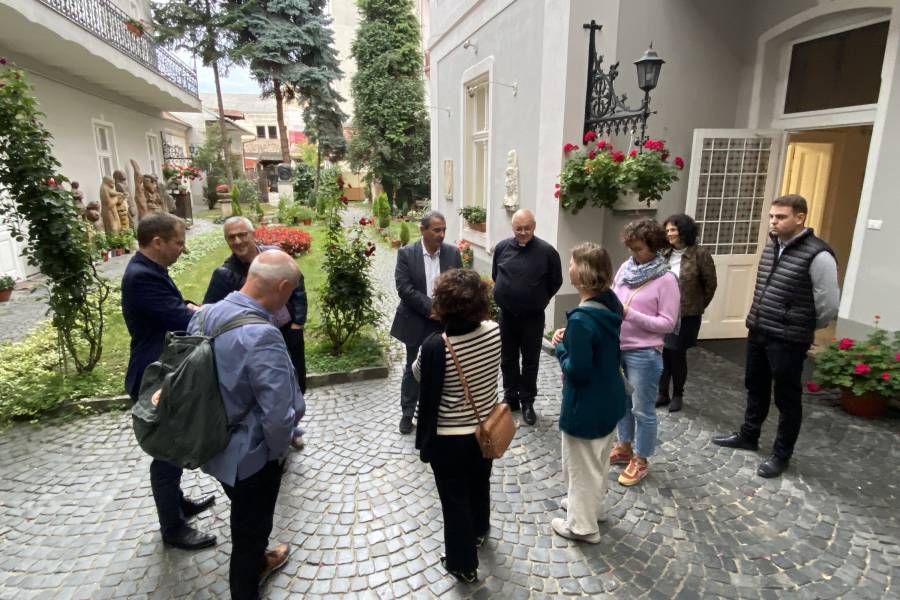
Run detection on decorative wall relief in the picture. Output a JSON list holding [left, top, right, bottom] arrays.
[[503, 149, 519, 210], [443, 159, 453, 201]]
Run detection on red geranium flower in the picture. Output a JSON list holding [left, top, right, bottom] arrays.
[[359, 218, 367, 226], [563, 143, 578, 153], [611, 151, 625, 163], [854, 363, 871, 375], [588, 150, 597, 159], [881, 372, 891, 381], [553, 190, 560, 198], [554, 183, 560, 189], [838, 338, 854, 350], [596, 140, 607, 150], [583, 130, 597, 144], [805, 381, 821, 393], [47, 177, 57, 187], [674, 156, 685, 170], [660, 151, 670, 161], [629, 149, 637, 158], [896, 352, 900, 360]]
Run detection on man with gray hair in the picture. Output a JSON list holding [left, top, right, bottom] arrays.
[[189, 249, 304, 598], [205, 216, 308, 448], [390, 211, 463, 434]]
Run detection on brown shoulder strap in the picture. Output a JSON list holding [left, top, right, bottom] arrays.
[[624, 280, 652, 307], [442, 333, 484, 425]]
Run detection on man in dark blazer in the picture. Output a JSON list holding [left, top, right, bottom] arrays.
[[390, 211, 462, 434], [122, 213, 216, 551]]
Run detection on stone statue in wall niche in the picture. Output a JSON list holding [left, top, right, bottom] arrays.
[[99, 176, 123, 235], [130, 159, 165, 218], [113, 169, 137, 226], [503, 149, 520, 210]]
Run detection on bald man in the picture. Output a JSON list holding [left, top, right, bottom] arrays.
[[188, 250, 304, 599], [492, 209, 563, 425]]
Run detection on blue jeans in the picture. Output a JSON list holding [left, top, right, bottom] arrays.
[[617, 348, 663, 458]]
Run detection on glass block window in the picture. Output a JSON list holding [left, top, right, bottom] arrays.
[[696, 137, 772, 255]]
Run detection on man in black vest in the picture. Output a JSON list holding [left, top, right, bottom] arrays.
[[713, 195, 839, 478]]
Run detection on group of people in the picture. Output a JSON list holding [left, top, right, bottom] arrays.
[[398, 195, 839, 579], [121, 191, 840, 594]]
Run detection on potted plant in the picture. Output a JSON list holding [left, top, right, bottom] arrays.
[[458, 205, 487, 232], [0, 275, 15, 302], [296, 205, 315, 226], [457, 239, 474, 268], [808, 316, 900, 417], [124, 17, 147, 37]]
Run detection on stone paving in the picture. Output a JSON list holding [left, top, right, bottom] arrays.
[[1, 215, 899, 598]]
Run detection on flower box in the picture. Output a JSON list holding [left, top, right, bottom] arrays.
[[467, 221, 486, 233], [612, 191, 659, 212], [839, 389, 888, 418], [0, 288, 12, 302], [302, 218, 312, 226], [125, 22, 143, 36]]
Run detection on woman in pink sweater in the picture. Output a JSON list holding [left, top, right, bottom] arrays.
[[610, 219, 680, 486]]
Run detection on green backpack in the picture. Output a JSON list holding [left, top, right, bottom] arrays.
[[132, 308, 270, 469]]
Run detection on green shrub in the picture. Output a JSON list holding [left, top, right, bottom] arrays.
[[316, 166, 343, 217], [373, 192, 391, 228], [399, 221, 410, 246], [292, 162, 315, 205], [230, 186, 243, 216]]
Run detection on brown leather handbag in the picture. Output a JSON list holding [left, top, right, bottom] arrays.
[[442, 333, 516, 459]]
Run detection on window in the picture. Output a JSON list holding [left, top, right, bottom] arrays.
[[268, 125, 278, 139], [93, 122, 117, 178], [256, 125, 266, 138], [464, 76, 489, 213], [784, 21, 888, 114], [147, 134, 161, 177]]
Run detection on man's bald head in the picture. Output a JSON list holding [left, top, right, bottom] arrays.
[[511, 209, 536, 245], [241, 249, 300, 312]]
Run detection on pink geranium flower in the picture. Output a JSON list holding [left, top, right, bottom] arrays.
[[854, 363, 871, 375]]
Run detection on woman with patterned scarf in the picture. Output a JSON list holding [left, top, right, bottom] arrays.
[[610, 219, 681, 486]]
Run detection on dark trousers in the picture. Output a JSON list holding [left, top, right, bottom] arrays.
[[280, 324, 306, 394], [740, 331, 810, 460], [499, 310, 545, 406], [150, 458, 187, 534], [430, 434, 492, 573], [220, 460, 283, 600], [660, 348, 688, 397], [400, 344, 420, 418]]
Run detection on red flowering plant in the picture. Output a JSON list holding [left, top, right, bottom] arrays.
[[253, 226, 312, 256], [809, 316, 900, 398], [617, 138, 683, 205], [457, 239, 474, 268]]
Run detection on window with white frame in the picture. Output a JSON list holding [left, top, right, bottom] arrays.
[[147, 133, 161, 177], [93, 122, 117, 178], [268, 125, 278, 139], [464, 75, 489, 212], [256, 125, 266, 138]]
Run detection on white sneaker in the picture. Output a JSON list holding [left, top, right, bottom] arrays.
[[551, 518, 600, 544], [559, 498, 607, 522]]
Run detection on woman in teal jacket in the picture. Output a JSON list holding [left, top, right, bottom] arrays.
[[550, 242, 627, 543]]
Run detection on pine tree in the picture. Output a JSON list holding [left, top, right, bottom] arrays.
[[349, 0, 430, 208], [233, 0, 346, 176], [153, 0, 241, 185]]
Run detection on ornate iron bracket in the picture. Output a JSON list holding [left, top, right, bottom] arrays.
[[582, 21, 655, 148]]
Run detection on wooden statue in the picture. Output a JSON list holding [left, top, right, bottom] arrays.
[[70, 181, 85, 216], [113, 169, 136, 226], [99, 176, 123, 235], [130, 159, 165, 219]]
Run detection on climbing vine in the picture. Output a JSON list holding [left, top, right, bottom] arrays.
[[0, 59, 109, 372]]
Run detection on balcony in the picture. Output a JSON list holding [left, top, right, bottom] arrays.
[[0, 0, 200, 111]]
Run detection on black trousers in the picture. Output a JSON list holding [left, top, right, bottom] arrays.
[[430, 434, 492, 573], [739, 331, 810, 460], [220, 460, 284, 600], [280, 324, 306, 394], [499, 310, 545, 406], [659, 315, 701, 398]]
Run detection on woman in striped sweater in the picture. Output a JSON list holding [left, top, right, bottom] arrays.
[[413, 269, 502, 583]]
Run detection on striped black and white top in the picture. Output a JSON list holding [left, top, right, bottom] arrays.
[[413, 321, 502, 435]]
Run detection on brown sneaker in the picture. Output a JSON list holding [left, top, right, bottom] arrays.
[[609, 443, 633, 465], [618, 457, 649, 486], [259, 543, 290, 587]]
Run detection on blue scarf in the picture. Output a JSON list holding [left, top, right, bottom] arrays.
[[619, 254, 670, 287]]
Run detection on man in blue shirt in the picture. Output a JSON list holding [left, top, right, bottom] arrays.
[[122, 213, 216, 551], [188, 249, 304, 600]]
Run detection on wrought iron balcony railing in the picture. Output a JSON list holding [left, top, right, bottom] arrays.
[[36, 0, 198, 97]]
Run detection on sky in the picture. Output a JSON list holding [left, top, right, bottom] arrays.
[[177, 52, 260, 95]]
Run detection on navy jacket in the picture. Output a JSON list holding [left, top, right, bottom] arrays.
[[203, 244, 307, 326], [555, 290, 627, 439], [122, 252, 195, 399]]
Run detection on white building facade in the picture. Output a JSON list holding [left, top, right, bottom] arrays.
[[0, 0, 201, 280], [429, 0, 900, 339]]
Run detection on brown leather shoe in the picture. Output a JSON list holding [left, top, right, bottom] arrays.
[[259, 543, 290, 587]]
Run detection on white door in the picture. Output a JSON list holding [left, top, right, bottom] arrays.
[[780, 142, 833, 233], [685, 129, 785, 339]]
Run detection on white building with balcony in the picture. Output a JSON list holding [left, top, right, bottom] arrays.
[[0, 0, 201, 280]]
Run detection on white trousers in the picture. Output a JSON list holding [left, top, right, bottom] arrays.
[[561, 430, 615, 535]]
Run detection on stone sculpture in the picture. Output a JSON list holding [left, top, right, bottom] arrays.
[[70, 181, 85, 216], [503, 149, 520, 210], [84, 198, 102, 231], [114, 169, 137, 226], [99, 176, 123, 235], [130, 159, 165, 219]]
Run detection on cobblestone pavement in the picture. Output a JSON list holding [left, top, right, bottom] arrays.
[[1, 215, 898, 598], [0, 218, 218, 344]]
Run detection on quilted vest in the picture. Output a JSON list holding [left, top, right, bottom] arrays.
[[745, 228, 833, 344]]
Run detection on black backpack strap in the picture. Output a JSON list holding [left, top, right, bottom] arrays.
[[210, 314, 271, 338]]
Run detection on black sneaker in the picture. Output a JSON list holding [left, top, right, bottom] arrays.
[[398, 416, 414, 434], [440, 556, 477, 583]]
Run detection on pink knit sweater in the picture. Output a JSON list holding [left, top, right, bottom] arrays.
[[613, 264, 681, 351]]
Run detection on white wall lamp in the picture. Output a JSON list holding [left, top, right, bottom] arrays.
[[462, 39, 478, 53], [466, 81, 518, 98], [429, 105, 451, 118]]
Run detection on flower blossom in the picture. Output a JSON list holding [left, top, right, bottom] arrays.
[[611, 151, 625, 163], [629, 149, 637, 158], [563, 143, 579, 153], [881, 372, 891, 381], [674, 156, 685, 170], [596, 140, 607, 150], [838, 338, 855, 350], [588, 150, 597, 159], [854, 363, 871, 375], [583, 131, 597, 144], [805, 381, 821, 393]]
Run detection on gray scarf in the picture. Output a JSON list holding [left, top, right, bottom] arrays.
[[619, 254, 670, 287]]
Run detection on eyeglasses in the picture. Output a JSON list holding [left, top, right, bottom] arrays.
[[225, 231, 251, 242]]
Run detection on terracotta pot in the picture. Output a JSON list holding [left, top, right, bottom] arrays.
[[839, 388, 888, 418], [0, 288, 12, 302], [125, 23, 143, 36], [302, 218, 312, 225], [468, 221, 486, 233]]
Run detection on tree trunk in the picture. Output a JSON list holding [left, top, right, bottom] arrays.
[[314, 142, 322, 197], [212, 60, 234, 186], [274, 79, 290, 164]]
